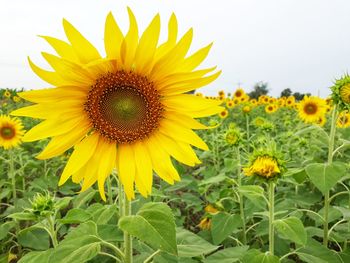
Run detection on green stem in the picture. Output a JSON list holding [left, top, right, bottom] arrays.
[[268, 182, 275, 256], [236, 147, 246, 245], [245, 114, 250, 153], [143, 249, 161, 263], [107, 176, 113, 205], [9, 151, 16, 206], [123, 193, 133, 263], [47, 215, 58, 247], [324, 104, 338, 246]]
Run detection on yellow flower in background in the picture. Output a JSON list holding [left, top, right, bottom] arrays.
[[243, 155, 281, 179], [4, 90, 11, 98], [0, 115, 25, 149], [12, 8, 222, 200], [298, 96, 326, 123], [242, 104, 252, 113], [218, 90, 225, 97], [233, 88, 245, 98], [339, 84, 350, 104], [250, 99, 257, 105], [265, 104, 277, 114], [219, 109, 228, 119], [198, 217, 211, 230], [316, 115, 327, 127], [286, 96, 295, 107], [226, 100, 234, 108], [13, 96, 21, 103], [204, 204, 219, 215], [337, 112, 350, 128]]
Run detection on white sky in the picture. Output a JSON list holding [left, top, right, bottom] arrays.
[[0, 0, 349, 97]]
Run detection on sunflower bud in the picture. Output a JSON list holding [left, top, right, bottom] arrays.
[[225, 129, 241, 146], [30, 192, 55, 218], [331, 74, 350, 110]]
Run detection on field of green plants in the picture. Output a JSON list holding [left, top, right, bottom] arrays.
[[2, 85, 350, 263]]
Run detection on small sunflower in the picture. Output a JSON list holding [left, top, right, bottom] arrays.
[[198, 217, 211, 230], [13, 96, 21, 103], [286, 96, 295, 107], [253, 117, 266, 127], [331, 74, 350, 110], [233, 88, 245, 98], [337, 111, 350, 128], [204, 204, 219, 215], [265, 104, 277, 114], [243, 155, 281, 179], [219, 109, 228, 119], [12, 9, 222, 200], [3, 90, 11, 98], [250, 99, 257, 105], [226, 100, 234, 108], [0, 115, 25, 149], [242, 104, 252, 113], [316, 115, 327, 127], [218, 90, 225, 97], [298, 96, 326, 123]]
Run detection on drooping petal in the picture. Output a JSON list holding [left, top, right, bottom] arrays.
[[133, 141, 153, 196], [63, 19, 101, 63], [178, 43, 213, 72], [117, 144, 136, 200], [28, 57, 66, 86], [59, 133, 100, 185], [164, 111, 211, 130], [16, 87, 86, 103]]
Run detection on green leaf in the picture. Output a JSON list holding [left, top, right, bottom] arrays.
[[305, 162, 347, 194], [0, 221, 16, 240], [176, 228, 218, 257], [119, 202, 177, 255], [59, 208, 91, 224], [18, 249, 53, 263], [203, 246, 249, 263], [8, 212, 36, 221], [211, 213, 242, 245], [51, 243, 100, 263], [242, 250, 280, 263], [273, 216, 307, 245], [55, 197, 72, 210], [18, 228, 50, 250], [296, 253, 328, 263], [92, 204, 117, 224], [199, 174, 228, 186], [238, 185, 267, 209], [297, 238, 342, 263], [97, 224, 123, 242]]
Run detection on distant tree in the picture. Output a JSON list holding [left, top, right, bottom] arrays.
[[280, 88, 292, 98], [293, 92, 312, 101], [248, 82, 269, 99]]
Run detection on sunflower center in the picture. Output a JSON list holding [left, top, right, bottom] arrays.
[[304, 103, 317, 115], [0, 126, 15, 139], [85, 71, 163, 144]]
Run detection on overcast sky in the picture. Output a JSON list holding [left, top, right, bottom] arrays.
[[0, 0, 349, 97]]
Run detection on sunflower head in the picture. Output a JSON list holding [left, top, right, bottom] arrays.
[[226, 100, 234, 108], [12, 9, 222, 201], [331, 74, 350, 110], [243, 148, 285, 181], [225, 127, 241, 146], [298, 96, 327, 123], [316, 115, 327, 127], [198, 217, 211, 230], [204, 204, 219, 215], [218, 90, 225, 97], [242, 104, 252, 114], [30, 192, 55, 218], [233, 88, 245, 98], [219, 109, 228, 119], [337, 111, 350, 128], [265, 104, 277, 114], [253, 117, 266, 127], [0, 115, 24, 150], [13, 96, 21, 103], [3, 90, 11, 98]]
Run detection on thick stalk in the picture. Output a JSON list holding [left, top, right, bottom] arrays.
[[9, 151, 16, 206], [47, 215, 58, 247], [268, 182, 275, 255], [245, 114, 250, 153], [236, 147, 246, 244], [107, 176, 113, 205], [324, 105, 338, 246], [123, 193, 133, 263]]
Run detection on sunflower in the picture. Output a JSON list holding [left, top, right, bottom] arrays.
[[219, 109, 228, 119], [250, 99, 257, 105], [218, 90, 225, 97], [242, 104, 252, 113], [12, 9, 222, 200], [204, 204, 219, 215], [243, 155, 281, 179], [3, 90, 11, 98], [298, 96, 326, 123], [0, 115, 25, 149], [226, 100, 234, 108], [286, 96, 295, 107], [13, 96, 21, 103], [337, 112, 350, 128], [198, 217, 211, 230], [265, 104, 277, 114], [316, 115, 327, 127], [233, 88, 245, 98]]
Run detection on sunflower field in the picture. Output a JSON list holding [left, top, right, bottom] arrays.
[[2, 8, 350, 263]]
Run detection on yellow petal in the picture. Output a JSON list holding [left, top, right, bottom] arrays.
[[23, 115, 85, 142], [159, 119, 208, 150], [83, 58, 118, 77], [104, 12, 124, 61], [134, 14, 160, 75], [41, 52, 94, 86], [155, 13, 178, 61], [164, 111, 210, 130], [97, 140, 117, 201], [59, 133, 100, 185], [37, 121, 90, 159], [133, 142, 153, 196], [117, 144, 135, 200], [179, 43, 213, 72], [28, 57, 66, 86], [163, 94, 222, 111], [16, 87, 86, 103], [151, 28, 193, 81], [39, 35, 79, 63], [120, 7, 138, 70], [161, 70, 222, 95], [154, 132, 199, 166], [62, 19, 101, 64]]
